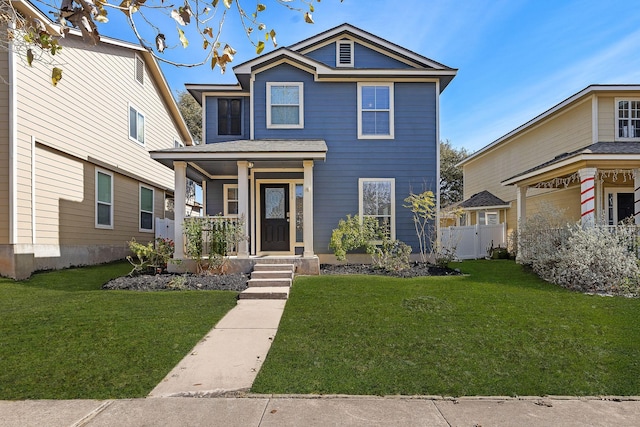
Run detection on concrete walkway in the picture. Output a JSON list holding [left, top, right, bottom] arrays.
[[149, 299, 286, 398], [2, 395, 640, 426]]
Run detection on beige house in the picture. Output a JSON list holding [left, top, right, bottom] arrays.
[[0, 0, 192, 279], [458, 85, 640, 250]]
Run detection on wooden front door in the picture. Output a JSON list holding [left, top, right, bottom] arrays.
[[261, 184, 290, 252]]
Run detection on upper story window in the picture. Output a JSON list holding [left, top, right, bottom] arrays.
[[357, 83, 394, 139], [134, 54, 144, 85], [616, 99, 640, 140], [267, 82, 304, 129], [336, 40, 354, 67], [218, 98, 242, 135], [359, 178, 395, 240], [129, 104, 145, 145], [96, 169, 113, 229]]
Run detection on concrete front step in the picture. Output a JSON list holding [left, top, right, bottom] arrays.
[[247, 278, 292, 288], [253, 263, 295, 273], [251, 270, 294, 280], [239, 286, 290, 300]]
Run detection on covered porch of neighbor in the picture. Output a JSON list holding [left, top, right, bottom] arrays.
[[501, 143, 640, 258], [151, 139, 327, 275]]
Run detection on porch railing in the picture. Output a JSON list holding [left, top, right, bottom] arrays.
[[183, 216, 240, 257]]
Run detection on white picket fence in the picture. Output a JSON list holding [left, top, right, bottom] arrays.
[[156, 218, 175, 241], [441, 223, 507, 260]]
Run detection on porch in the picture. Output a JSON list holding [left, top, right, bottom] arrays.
[[150, 140, 327, 275]]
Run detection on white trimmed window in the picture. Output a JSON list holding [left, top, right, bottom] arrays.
[[357, 83, 394, 139], [174, 139, 184, 148], [129, 104, 145, 145], [139, 185, 154, 232], [224, 184, 238, 217], [134, 54, 144, 85], [359, 178, 395, 239], [96, 169, 113, 229], [267, 82, 304, 128], [478, 211, 498, 226], [616, 98, 640, 140], [336, 40, 354, 67]]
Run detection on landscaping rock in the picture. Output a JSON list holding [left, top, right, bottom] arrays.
[[103, 273, 249, 292]]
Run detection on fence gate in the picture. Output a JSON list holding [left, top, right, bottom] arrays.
[[441, 223, 506, 260], [155, 218, 175, 241]]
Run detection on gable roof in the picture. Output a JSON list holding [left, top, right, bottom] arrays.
[[12, 0, 193, 146], [200, 23, 457, 95], [459, 190, 509, 209], [459, 84, 640, 168]]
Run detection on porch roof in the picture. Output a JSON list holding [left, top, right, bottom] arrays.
[[150, 139, 327, 181], [459, 190, 509, 210], [501, 142, 640, 186]]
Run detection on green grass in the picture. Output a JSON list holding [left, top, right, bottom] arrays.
[[0, 262, 238, 400], [252, 260, 640, 397]]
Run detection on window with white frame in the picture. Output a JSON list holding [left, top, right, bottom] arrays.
[[336, 40, 354, 67], [96, 170, 113, 229], [134, 54, 144, 85], [359, 178, 395, 239], [478, 211, 498, 226], [267, 82, 304, 128], [140, 185, 154, 232], [174, 139, 184, 148], [616, 98, 640, 140], [224, 184, 238, 217], [129, 104, 145, 145], [357, 83, 394, 138]]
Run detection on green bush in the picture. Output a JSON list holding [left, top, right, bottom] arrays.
[[126, 238, 175, 275]]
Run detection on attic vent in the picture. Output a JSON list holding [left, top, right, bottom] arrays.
[[135, 54, 144, 85], [336, 40, 354, 67]]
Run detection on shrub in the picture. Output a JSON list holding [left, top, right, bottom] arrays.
[[519, 209, 640, 296], [403, 189, 436, 263], [329, 215, 381, 261], [127, 237, 175, 275], [370, 238, 412, 272]]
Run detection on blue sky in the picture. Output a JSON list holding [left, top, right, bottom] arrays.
[[42, 0, 640, 153]]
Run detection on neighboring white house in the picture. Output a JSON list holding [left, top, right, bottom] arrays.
[[0, 0, 193, 279]]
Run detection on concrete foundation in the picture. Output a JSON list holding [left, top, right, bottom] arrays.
[[168, 256, 320, 275]]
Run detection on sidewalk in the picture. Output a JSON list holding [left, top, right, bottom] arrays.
[[149, 299, 287, 398], [2, 395, 639, 426]]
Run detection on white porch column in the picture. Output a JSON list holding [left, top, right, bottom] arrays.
[[515, 185, 527, 263], [173, 161, 187, 259], [303, 160, 314, 257], [237, 161, 249, 258], [634, 169, 640, 226], [579, 167, 597, 227]]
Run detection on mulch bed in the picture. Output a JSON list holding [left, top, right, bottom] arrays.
[[102, 262, 460, 291]]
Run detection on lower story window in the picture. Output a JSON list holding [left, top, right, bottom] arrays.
[[96, 170, 113, 229], [478, 211, 498, 226], [140, 185, 154, 232], [359, 178, 395, 239], [224, 184, 238, 217]]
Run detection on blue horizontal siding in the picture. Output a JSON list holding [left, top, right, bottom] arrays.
[[305, 41, 413, 69], [204, 96, 250, 144]]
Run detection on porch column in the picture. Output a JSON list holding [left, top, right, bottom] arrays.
[[515, 185, 527, 263], [237, 161, 249, 258], [173, 161, 187, 259], [303, 160, 314, 257], [634, 169, 640, 226], [579, 167, 597, 227]]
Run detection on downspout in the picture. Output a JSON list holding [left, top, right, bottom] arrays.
[[435, 80, 441, 254], [8, 21, 17, 246]]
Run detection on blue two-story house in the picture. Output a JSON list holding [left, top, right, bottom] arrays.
[[152, 24, 456, 274]]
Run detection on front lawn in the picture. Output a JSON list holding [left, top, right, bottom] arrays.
[[252, 260, 640, 396], [0, 262, 238, 400]]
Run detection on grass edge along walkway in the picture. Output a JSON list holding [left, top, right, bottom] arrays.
[[0, 262, 238, 400], [253, 260, 640, 397]]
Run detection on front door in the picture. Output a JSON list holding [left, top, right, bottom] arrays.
[[617, 193, 634, 223], [261, 184, 290, 252]]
